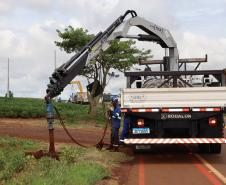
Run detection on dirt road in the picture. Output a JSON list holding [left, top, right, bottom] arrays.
[[0, 118, 110, 146], [0, 118, 225, 185]]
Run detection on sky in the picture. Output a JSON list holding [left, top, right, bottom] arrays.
[[0, 0, 226, 99]]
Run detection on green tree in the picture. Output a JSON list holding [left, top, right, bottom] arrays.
[[55, 26, 151, 115]]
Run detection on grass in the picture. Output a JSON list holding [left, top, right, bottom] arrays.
[[0, 136, 132, 185], [0, 97, 105, 124]]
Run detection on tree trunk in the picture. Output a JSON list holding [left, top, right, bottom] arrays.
[[88, 94, 101, 116]]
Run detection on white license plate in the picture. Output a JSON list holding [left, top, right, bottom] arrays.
[[132, 128, 150, 134]]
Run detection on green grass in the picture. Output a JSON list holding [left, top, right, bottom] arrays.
[[0, 97, 105, 124], [0, 136, 132, 185], [0, 137, 40, 183]]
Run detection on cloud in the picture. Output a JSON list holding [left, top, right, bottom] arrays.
[[21, 0, 53, 11], [178, 32, 226, 69], [0, 0, 226, 100], [0, 1, 14, 14]]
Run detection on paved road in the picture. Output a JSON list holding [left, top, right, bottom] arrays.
[[120, 129, 226, 185]]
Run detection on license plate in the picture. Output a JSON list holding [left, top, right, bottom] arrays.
[[135, 145, 151, 150], [132, 128, 150, 134]]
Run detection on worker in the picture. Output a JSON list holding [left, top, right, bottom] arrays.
[[120, 115, 130, 143], [107, 97, 121, 152]]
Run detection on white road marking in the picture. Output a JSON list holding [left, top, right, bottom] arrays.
[[186, 145, 226, 184], [194, 153, 226, 184]]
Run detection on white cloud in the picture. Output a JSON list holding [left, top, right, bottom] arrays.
[[0, 0, 226, 99], [178, 32, 226, 69], [21, 0, 53, 10], [0, 1, 13, 14]]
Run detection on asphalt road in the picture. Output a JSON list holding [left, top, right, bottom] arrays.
[[121, 129, 226, 185]]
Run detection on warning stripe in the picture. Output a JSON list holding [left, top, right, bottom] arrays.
[[192, 107, 221, 112], [162, 108, 190, 112], [124, 138, 226, 144], [121, 108, 160, 113], [121, 107, 221, 113]]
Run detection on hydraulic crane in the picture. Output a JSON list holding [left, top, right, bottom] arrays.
[[44, 10, 179, 157], [70, 80, 86, 103]]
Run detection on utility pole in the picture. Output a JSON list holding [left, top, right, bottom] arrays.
[[7, 58, 10, 97]]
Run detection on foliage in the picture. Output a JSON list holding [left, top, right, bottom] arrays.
[[5, 91, 13, 98], [0, 137, 39, 182], [0, 137, 132, 185], [55, 27, 94, 53], [0, 97, 45, 118], [0, 97, 105, 124], [56, 26, 151, 84], [55, 26, 152, 115]]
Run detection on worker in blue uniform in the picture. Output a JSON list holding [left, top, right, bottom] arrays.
[[107, 97, 121, 152], [120, 115, 130, 143]]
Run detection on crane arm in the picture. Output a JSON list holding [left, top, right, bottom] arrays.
[[46, 10, 137, 100], [46, 10, 179, 100]]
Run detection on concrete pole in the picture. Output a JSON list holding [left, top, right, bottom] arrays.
[[7, 58, 9, 97]]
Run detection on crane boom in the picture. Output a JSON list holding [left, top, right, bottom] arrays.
[[45, 10, 179, 100]]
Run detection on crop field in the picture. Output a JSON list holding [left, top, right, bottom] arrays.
[[0, 97, 105, 124]]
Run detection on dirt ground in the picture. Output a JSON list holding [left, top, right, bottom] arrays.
[[0, 118, 110, 146], [0, 118, 225, 185]]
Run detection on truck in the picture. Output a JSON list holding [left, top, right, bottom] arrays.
[[121, 74, 226, 153], [45, 10, 226, 153]]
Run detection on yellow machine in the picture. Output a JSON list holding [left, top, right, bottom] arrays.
[[70, 80, 83, 94], [70, 81, 89, 103]]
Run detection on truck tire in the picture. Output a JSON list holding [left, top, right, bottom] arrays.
[[210, 144, 221, 154], [199, 144, 222, 154], [198, 144, 210, 153]]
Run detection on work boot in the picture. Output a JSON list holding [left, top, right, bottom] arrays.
[[106, 145, 113, 150], [110, 146, 119, 152]]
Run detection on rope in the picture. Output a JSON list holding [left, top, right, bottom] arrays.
[[53, 105, 110, 149]]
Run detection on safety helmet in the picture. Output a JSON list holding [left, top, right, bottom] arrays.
[[111, 97, 118, 103]]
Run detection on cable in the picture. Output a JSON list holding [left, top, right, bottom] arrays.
[[53, 104, 110, 149], [54, 105, 88, 148]]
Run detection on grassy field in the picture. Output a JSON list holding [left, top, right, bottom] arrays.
[[0, 136, 132, 185], [0, 97, 105, 124]]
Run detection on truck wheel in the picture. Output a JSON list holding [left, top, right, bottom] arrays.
[[210, 144, 221, 154], [198, 144, 210, 153]]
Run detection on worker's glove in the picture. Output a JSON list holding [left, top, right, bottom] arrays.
[[108, 106, 114, 112]]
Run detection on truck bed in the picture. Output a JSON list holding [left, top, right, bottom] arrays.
[[121, 87, 226, 108]]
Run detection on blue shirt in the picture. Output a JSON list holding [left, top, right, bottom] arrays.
[[111, 106, 121, 128]]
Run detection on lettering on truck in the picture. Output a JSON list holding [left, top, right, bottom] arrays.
[[161, 113, 192, 120]]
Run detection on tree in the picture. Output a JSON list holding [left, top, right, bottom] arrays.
[[5, 90, 13, 98], [55, 26, 151, 115]]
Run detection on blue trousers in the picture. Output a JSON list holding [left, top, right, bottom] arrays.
[[111, 127, 119, 146], [120, 118, 129, 140]]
